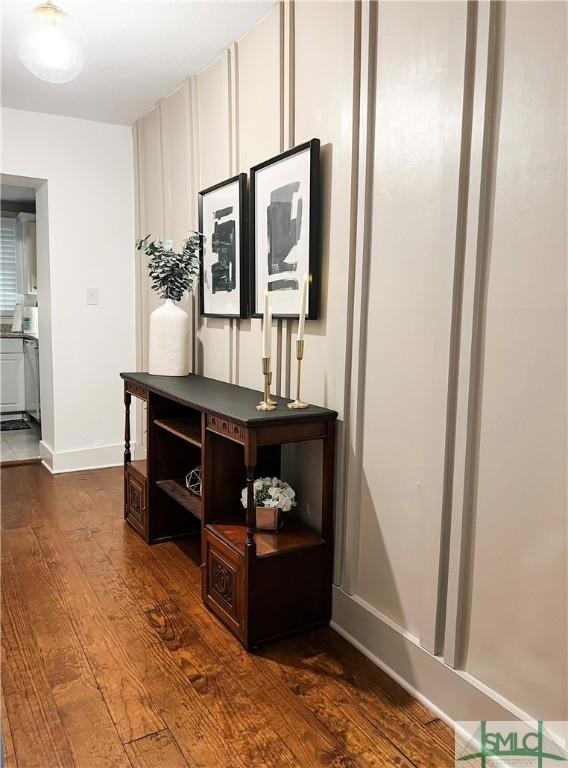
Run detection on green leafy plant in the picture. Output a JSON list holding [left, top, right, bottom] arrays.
[[136, 233, 202, 302]]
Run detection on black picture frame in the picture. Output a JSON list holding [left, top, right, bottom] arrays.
[[249, 138, 320, 319], [198, 173, 248, 318]]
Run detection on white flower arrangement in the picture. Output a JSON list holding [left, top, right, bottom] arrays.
[[240, 476, 297, 513]]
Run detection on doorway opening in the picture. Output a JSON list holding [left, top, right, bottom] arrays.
[[0, 179, 41, 462]]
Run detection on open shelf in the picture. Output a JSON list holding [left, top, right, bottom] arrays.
[[206, 517, 324, 558], [154, 418, 202, 448], [157, 478, 201, 520], [129, 459, 147, 479]]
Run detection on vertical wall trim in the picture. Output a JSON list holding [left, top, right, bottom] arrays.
[[137, 120, 147, 377], [444, 0, 505, 668], [133, 124, 142, 369], [224, 48, 235, 383], [334, 0, 363, 585], [132, 123, 145, 450], [288, 0, 295, 149], [193, 74, 204, 375], [275, 326, 283, 396], [230, 42, 240, 385], [228, 44, 238, 385], [230, 42, 240, 176], [284, 324, 292, 399], [420, 0, 479, 656], [228, 319, 234, 383], [281, 0, 295, 399], [279, 1, 286, 154], [183, 79, 194, 227], [159, 100, 169, 237], [188, 76, 200, 374], [157, 103, 167, 239], [339, 0, 376, 595], [274, 1, 288, 397], [227, 49, 234, 177], [182, 78, 196, 372]]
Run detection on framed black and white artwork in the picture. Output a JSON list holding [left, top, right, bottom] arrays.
[[198, 173, 247, 318], [250, 139, 320, 319]]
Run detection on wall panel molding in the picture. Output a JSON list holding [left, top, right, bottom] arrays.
[[281, 0, 295, 398], [194, 52, 232, 381], [419, 0, 479, 657], [235, 4, 285, 392], [187, 75, 200, 373], [338, 0, 376, 595], [282, 1, 291, 398], [181, 77, 198, 373], [160, 82, 197, 371], [443, 0, 503, 669], [224, 47, 234, 383], [132, 123, 146, 449], [228, 42, 239, 384], [283, 0, 295, 151], [135, 107, 166, 446], [158, 99, 170, 236]]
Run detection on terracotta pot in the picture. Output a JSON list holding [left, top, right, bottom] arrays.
[[256, 505, 283, 532]]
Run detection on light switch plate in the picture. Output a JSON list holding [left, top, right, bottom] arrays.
[[86, 288, 98, 305]]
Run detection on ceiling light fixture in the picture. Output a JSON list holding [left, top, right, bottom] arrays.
[[18, 0, 87, 84]]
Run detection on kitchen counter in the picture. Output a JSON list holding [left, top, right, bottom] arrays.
[[0, 330, 38, 341]]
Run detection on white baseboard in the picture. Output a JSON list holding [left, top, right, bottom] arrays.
[[331, 586, 535, 729], [39, 441, 145, 474], [39, 439, 54, 472]]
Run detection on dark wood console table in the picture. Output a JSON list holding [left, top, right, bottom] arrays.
[[120, 372, 337, 649]]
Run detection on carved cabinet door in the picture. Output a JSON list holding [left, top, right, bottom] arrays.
[[125, 466, 146, 537], [204, 532, 244, 641]]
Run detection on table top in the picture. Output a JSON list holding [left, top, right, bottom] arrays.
[[121, 372, 337, 426]]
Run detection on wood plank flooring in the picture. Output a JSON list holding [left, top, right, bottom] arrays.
[[1, 464, 455, 767]]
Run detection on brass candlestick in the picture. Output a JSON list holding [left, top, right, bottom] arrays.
[[267, 371, 277, 406], [257, 357, 276, 411], [288, 339, 309, 409]]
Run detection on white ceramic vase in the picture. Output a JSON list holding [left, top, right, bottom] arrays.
[[148, 299, 190, 376]]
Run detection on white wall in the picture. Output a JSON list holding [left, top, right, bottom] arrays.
[[132, 0, 567, 729], [1, 107, 136, 472]]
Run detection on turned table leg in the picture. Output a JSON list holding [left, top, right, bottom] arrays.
[[124, 390, 131, 467], [245, 464, 256, 547]]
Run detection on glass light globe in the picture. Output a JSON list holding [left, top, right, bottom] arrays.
[[18, 2, 86, 84]]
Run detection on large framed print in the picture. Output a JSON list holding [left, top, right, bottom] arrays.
[[198, 173, 247, 318], [250, 139, 320, 319]]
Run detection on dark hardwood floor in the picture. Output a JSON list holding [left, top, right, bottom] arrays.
[[1, 464, 454, 767]]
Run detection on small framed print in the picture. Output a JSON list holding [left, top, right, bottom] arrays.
[[250, 138, 320, 319], [198, 173, 247, 318]]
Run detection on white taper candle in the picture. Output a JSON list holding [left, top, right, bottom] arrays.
[[263, 288, 271, 358], [297, 273, 308, 341], [267, 304, 272, 358]]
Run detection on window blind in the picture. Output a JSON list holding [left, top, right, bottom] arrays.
[[0, 217, 17, 314]]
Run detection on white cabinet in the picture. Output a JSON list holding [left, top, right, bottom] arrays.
[[1, 338, 25, 413]]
